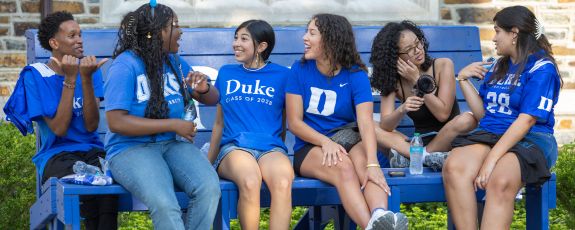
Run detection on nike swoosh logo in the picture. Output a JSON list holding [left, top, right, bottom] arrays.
[[339, 83, 348, 87]]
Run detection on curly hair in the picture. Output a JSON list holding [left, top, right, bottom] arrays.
[[491, 6, 562, 88], [114, 4, 181, 119], [370, 21, 433, 96], [37, 11, 74, 51], [301, 13, 367, 75], [236, 20, 275, 64]]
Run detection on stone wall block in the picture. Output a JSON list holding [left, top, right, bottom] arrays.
[[21, 1, 40, 13], [89, 6, 99, 14], [457, 7, 498, 24], [0, 27, 8, 36], [441, 8, 452, 20], [544, 29, 567, 40], [0, 16, 9, 24], [541, 13, 570, 25], [0, 1, 17, 13], [54, 1, 84, 14], [0, 54, 27, 68], [479, 27, 494, 40], [77, 17, 98, 24], [5, 38, 26, 50], [554, 46, 575, 56], [13, 22, 39, 36]]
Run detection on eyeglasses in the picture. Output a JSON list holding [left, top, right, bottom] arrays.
[[398, 39, 424, 57]]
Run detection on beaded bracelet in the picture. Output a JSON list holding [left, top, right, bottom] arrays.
[[62, 80, 75, 89]]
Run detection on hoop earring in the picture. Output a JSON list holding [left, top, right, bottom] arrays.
[[256, 53, 260, 68]]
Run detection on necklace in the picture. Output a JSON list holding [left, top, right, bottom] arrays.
[[242, 61, 269, 72]]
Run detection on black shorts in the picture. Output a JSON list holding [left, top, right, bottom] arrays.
[[42, 148, 106, 183], [293, 142, 357, 176], [452, 130, 551, 186], [293, 144, 315, 176]]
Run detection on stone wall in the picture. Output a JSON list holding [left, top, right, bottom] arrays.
[[0, 0, 101, 112], [0, 0, 574, 142]]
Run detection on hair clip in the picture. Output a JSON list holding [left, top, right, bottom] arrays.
[[534, 18, 544, 40], [147, 32, 152, 39]]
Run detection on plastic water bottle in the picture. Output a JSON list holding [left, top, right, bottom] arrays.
[[176, 99, 197, 142], [409, 133, 423, 175], [481, 57, 496, 71], [73, 161, 102, 176]]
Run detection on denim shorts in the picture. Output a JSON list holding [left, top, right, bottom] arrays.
[[523, 131, 558, 168], [212, 143, 287, 170]]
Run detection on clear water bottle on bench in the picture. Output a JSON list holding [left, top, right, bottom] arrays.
[[176, 99, 197, 143], [409, 133, 423, 175]]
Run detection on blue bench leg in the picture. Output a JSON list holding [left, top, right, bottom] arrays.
[[59, 195, 81, 230], [332, 205, 356, 230], [526, 182, 550, 230], [389, 187, 401, 212], [214, 191, 232, 230]]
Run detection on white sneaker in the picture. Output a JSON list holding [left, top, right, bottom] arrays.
[[367, 208, 395, 230], [394, 212, 408, 230]]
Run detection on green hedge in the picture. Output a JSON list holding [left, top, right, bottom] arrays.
[[0, 123, 572, 229], [555, 143, 575, 229], [0, 122, 36, 229]]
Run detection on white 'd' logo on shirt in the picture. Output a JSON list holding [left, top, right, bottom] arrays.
[[136, 72, 181, 103], [306, 87, 336, 116]]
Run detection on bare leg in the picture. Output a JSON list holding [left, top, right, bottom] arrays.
[[348, 141, 388, 212], [258, 152, 294, 230], [299, 146, 371, 228], [481, 153, 523, 230], [217, 150, 262, 230], [426, 112, 478, 152], [375, 125, 410, 158], [443, 144, 490, 230]]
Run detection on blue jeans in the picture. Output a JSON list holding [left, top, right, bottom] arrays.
[[109, 140, 220, 230], [524, 132, 558, 168]]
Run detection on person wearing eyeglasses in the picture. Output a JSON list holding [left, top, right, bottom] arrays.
[[370, 20, 477, 171]]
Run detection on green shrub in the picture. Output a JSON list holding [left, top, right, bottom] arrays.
[[555, 143, 575, 228], [1, 121, 572, 229], [0, 122, 37, 229]]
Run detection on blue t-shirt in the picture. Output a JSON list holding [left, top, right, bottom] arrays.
[[286, 60, 373, 152], [478, 51, 560, 134], [104, 51, 192, 159], [215, 63, 289, 151], [24, 63, 104, 174]]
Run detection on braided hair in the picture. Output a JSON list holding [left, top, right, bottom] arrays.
[[370, 21, 433, 96], [301, 14, 367, 76], [114, 4, 177, 119]]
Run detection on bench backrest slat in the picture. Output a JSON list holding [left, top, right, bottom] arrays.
[[25, 26, 482, 157]]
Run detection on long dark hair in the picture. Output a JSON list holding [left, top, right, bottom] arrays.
[[235, 20, 275, 64], [113, 4, 179, 119], [370, 21, 433, 96], [491, 5, 562, 87], [301, 13, 367, 75]]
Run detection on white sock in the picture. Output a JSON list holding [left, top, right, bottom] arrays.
[[423, 147, 430, 159]]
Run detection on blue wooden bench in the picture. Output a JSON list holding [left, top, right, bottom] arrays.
[[26, 26, 557, 230]]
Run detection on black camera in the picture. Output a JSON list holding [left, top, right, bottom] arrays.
[[414, 74, 437, 97]]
